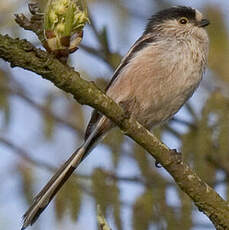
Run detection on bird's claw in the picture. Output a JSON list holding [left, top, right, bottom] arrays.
[[172, 148, 182, 156], [155, 160, 162, 168]]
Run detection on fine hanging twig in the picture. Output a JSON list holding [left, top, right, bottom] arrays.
[[97, 205, 112, 230]]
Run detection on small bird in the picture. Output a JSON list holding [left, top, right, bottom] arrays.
[[22, 6, 210, 229]]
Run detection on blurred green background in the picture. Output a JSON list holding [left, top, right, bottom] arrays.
[[0, 0, 229, 229]]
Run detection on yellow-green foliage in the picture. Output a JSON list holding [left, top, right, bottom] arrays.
[[0, 69, 10, 128], [44, 0, 89, 35], [43, 93, 55, 140], [132, 190, 154, 230], [207, 6, 229, 83], [91, 168, 123, 230], [54, 177, 82, 221], [18, 162, 34, 205], [103, 129, 124, 168]]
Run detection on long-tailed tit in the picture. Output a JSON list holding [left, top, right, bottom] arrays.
[[22, 6, 210, 229]]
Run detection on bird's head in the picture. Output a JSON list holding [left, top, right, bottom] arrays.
[[145, 6, 210, 42]]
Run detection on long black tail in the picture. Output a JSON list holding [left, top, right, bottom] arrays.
[[21, 116, 111, 229], [21, 145, 86, 229]]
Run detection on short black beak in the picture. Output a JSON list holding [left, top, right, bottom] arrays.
[[198, 19, 210, 27]]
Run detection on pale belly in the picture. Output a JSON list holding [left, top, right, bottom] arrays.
[[107, 56, 203, 129], [106, 39, 206, 129]]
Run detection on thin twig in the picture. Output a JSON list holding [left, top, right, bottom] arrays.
[[0, 85, 84, 135]]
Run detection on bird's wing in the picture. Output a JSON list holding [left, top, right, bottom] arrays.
[[22, 33, 157, 230], [85, 34, 156, 139]]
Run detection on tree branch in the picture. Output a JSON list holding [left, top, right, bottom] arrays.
[[0, 34, 229, 229]]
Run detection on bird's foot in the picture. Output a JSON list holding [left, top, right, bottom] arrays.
[[171, 148, 182, 155], [155, 160, 162, 168]]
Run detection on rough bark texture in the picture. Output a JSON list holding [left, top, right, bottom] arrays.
[[0, 34, 229, 229]]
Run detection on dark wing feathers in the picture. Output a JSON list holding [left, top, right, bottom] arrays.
[[85, 35, 156, 139], [84, 110, 102, 140]]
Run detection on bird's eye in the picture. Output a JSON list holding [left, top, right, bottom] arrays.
[[179, 17, 189, 25]]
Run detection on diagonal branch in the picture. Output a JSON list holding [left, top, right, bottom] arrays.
[[0, 34, 229, 229]]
